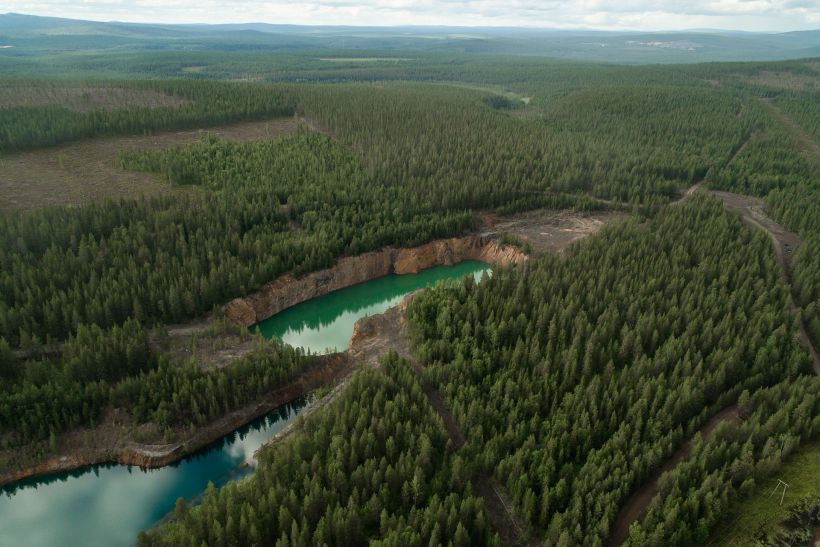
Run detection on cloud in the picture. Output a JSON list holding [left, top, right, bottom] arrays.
[[3, 0, 819, 30]]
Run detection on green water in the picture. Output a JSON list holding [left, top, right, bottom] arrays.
[[254, 260, 491, 353], [0, 261, 488, 546]]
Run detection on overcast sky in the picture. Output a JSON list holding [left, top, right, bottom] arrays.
[[5, 0, 819, 31]]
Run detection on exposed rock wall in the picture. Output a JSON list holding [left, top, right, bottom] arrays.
[[225, 235, 525, 327], [0, 353, 353, 486]]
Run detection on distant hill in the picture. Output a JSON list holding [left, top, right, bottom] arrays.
[[1, 12, 819, 64]]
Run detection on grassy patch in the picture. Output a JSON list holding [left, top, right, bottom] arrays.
[[705, 437, 820, 546], [0, 116, 303, 212], [0, 85, 187, 112], [318, 57, 413, 62]]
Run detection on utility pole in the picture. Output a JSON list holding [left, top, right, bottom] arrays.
[[770, 479, 789, 506]]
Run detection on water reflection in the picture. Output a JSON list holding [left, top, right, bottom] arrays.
[[0, 261, 490, 546], [255, 261, 490, 353], [0, 398, 307, 547]]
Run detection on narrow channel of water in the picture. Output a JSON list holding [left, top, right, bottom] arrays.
[[254, 260, 490, 353], [0, 260, 489, 546]]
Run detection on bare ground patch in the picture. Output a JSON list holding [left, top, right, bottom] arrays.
[[153, 318, 263, 371], [739, 71, 820, 92], [0, 116, 306, 213], [0, 85, 188, 112], [481, 209, 627, 256]]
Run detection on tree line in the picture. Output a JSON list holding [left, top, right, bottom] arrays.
[[0, 80, 293, 152], [407, 196, 813, 544], [140, 354, 499, 547]]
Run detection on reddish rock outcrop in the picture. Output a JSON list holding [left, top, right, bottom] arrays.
[[0, 353, 353, 487], [225, 235, 525, 327]]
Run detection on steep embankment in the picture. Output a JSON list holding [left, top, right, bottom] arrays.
[[224, 235, 525, 327], [1, 234, 523, 488], [0, 354, 353, 488]]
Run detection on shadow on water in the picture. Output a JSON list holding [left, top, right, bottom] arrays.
[[254, 261, 491, 353]]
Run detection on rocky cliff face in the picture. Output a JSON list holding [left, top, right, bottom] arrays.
[[0, 354, 353, 486], [114, 353, 352, 469], [225, 235, 526, 327]]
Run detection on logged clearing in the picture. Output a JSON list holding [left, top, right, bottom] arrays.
[[482, 209, 626, 256], [0, 117, 305, 212], [739, 71, 819, 91], [319, 57, 413, 62], [0, 85, 188, 112]]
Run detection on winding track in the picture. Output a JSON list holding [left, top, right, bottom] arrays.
[[609, 190, 820, 545], [608, 102, 820, 546], [606, 406, 741, 546], [353, 102, 819, 547]]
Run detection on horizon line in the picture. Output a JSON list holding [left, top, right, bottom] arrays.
[[3, 12, 818, 35]]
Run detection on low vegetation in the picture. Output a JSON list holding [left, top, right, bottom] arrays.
[[704, 438, 820, 546]]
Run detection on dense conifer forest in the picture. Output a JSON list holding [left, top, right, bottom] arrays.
[[139, 354, 499, 547], [407, 196, 814, 544], [0, 44, 818, 546]]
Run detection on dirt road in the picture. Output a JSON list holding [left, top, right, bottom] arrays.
[[607, 406, 741, 546], [348, 293, 529, 546], [710, 191, 820, 375], [608, 187, 820, 544], [759, 99, 820, 164]]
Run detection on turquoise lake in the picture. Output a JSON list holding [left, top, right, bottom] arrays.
[[254, 260, 490, 353], [0, 260, 489, 546]]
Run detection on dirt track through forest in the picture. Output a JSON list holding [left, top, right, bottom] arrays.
[[608, 188, 819, 544], [606, 406, 742, 546], [759, 99, 820, 165], [348, 295, 529, 546], [608, 110, 820, 544], [710, 191, 820, 375]]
